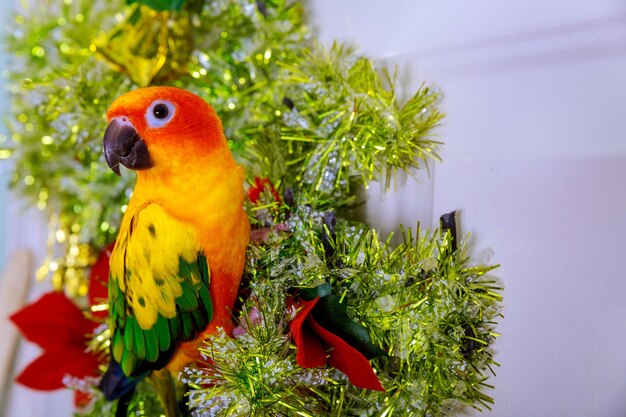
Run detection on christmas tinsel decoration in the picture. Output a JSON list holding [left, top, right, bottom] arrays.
[[3, 0, 502, 415], [180, 203, 501, 416]]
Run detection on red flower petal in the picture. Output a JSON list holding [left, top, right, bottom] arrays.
[[267, 184, 281, 204], [15, 347, 101, 391], [10, 292, 97, 350], [74, 390, 94, 408], [308, 316, 384, 391], [289, 298, 327, 368], [248, 177, 266, 203], [88, 243, 114, 318], [248, 177, 281, 204]]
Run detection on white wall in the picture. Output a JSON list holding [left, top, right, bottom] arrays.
[[0, 2, 11, 270], [3, 1, 626, 416], [310, 1, 626, 416]]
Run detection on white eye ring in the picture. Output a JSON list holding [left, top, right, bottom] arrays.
[[145, 100, 176, 128]]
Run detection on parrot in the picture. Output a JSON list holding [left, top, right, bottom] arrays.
[[99, 87, 250, 413]]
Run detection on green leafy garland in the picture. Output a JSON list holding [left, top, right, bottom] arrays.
[[3, 0, 502, 415]]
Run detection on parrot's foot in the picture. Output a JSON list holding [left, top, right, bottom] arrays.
[[149, 369, 179, 417]]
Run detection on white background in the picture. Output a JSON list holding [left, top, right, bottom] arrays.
[[310, 1, 626, 416], [2, 1, 626, 416]]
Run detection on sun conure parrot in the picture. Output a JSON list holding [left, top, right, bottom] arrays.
[[99, 87, 250, 410]]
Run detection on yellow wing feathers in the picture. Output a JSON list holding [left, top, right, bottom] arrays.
[[111, 204, 200, 329], [109, 204, 214, 376]]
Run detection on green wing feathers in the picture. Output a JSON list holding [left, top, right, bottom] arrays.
[[108, 204, 213, 376]]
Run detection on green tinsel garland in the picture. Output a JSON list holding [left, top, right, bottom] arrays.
[[4, 0, 502, 415], [179, 203, 501, 416]]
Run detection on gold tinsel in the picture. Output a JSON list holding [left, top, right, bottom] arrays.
[[92, 4, 194, 87], [36, 214, 96, 297]]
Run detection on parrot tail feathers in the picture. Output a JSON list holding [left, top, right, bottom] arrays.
[[100, 359, 147, 401]]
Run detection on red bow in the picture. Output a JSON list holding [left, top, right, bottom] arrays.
[[289, 296, 384, 391]]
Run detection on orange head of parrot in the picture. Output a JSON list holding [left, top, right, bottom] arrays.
[[103, 86, 228, 176]]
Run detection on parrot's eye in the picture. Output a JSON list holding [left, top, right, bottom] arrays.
[[145, 100, 176, 128], [153, 104, 169, 119]]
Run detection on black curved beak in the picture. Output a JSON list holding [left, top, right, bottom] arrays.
[[103, 119, 152, 176]]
